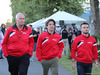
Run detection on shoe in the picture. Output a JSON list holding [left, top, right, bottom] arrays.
[[30, 57, 34, 61]]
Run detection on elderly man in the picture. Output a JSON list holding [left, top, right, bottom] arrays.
[[2, 12, 34, 75]]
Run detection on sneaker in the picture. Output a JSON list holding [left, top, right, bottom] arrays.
[[30, 57, 33, 61]]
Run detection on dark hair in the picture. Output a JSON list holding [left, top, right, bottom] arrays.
[[80, 22, 89, 27], [1, 24, 5, 28], [29, 25, 32, 27], [46, 19, 56, 26]]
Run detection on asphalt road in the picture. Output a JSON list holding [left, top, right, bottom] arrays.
[[0, 59, 74, 75]]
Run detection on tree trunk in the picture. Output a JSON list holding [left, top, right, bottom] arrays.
[[90, 0, 100, 37]]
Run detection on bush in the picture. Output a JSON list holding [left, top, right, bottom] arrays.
[[92, 35, 100, 50]]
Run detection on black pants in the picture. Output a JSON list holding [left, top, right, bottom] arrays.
[[77, 62, 92, 75], [7, 53, 30, 75]]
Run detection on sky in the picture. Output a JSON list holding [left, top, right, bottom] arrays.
[[0, 0, 12, 24]]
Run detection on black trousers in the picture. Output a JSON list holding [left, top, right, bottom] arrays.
[[7, 53, 30, 75], [77, 62, 92, 75]]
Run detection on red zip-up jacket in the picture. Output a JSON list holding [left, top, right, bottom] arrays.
[[71, 34, 98, 63], [2, 24, 34, 57], [36, 31, 64, 62]]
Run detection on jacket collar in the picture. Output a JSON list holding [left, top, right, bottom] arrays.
[[12, 23, 28, 30], [82, 33, 90, 38], [47, 30, 55, 34]]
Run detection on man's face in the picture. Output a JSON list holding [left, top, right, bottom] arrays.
[[81, 24, 89, 34], [47, 21, 55, 31], [16, 14, 25, 26]]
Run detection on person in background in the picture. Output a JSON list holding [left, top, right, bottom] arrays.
[[61, 25, 69, 56], [71, 22, 98, 75], [29, 25, 39, 61], [1, 24, 6, 35], [2, 12, 34, 75], [36, 27, 40, 35], [71, 27, 77, 46], [43, 27, 47, 32], [67, 27, 73, 59], [0, 31, 4, 59], [55, 26, 61, 35], [36, 19, 64, 75]]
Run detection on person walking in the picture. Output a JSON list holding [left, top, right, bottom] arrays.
[[61, 25, 69, 55], [71, 22, 98, 75], [2, 12, 34, 75], [0, 30, 4, 59], [36, 19, 64, 75], [29, 25, 39, 61], [1, 24, 6, 35]]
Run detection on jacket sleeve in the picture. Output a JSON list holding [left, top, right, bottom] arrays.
[[57, 38, 64, 59], [92, 39, 98, 60], [71, 38, 77, 59], [28, 27, 34, 57], [36, 34, 42, 62], [1, 27, 10, 57]]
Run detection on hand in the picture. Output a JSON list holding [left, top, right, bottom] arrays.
[[72, 62, 75, 70], [94, 64, 98, 71], [57, 57, 59, 60]]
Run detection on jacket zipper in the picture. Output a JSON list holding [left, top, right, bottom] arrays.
[[19, 31, 21, 40]]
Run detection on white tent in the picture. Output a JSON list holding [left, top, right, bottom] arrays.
[[41, 11, 86, 24], [29, 18, 60, 28], [30, 18, 45, 28]]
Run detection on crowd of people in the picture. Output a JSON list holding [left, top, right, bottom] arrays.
[[0, 12, 99, 75]]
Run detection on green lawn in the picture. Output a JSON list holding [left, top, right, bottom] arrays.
[[59, 55, 100, 75]]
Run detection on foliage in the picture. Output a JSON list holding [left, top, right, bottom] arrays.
[[10, 0, 84, 24], [6, 19, 12, 28], [59, 56, 77, 75], [92, 35, 100, 50]]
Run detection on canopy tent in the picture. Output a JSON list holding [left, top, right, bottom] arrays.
[[29, 11, 86, 28], [28, 18, 45, 28], [41, 11, 86, 25], [29, 18, 59, 28]]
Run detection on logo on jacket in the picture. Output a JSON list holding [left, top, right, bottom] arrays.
[[52, 39, 57, 41], [87, 42, 92, 44]]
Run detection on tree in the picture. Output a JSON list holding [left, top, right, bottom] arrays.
[[90, 0, 100, 37], [10, 0, 84, 24], [6, 19, 12, 28]]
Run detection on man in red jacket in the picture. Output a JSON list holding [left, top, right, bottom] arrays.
[[71, 22, 98, 75], [2, 12, 34, 75], [36, 19, 64, 75]]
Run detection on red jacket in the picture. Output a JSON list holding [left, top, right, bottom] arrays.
[[36, 31, 64, 62], [2, 24, 34, 57], [71, 34, 98, 63]]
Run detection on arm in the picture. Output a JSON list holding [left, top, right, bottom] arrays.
[[72, 59, 75, 70], [71, 38, 77, 59], [57, 38, 64, 59], [1, 27, 10, 57], [92, 40, 98, 71], [71, 38, 77, 70], [29, 28, 34, 57], [94, 60, 98, 71], [36, 34, 42, 62]]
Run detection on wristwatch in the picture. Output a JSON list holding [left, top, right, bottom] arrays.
[[95, 62, 99, 65]]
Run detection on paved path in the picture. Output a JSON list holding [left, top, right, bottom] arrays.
[[0, 59, 74, 75]]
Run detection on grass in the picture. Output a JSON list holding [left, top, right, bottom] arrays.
[[59, 55, 100, 75]]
